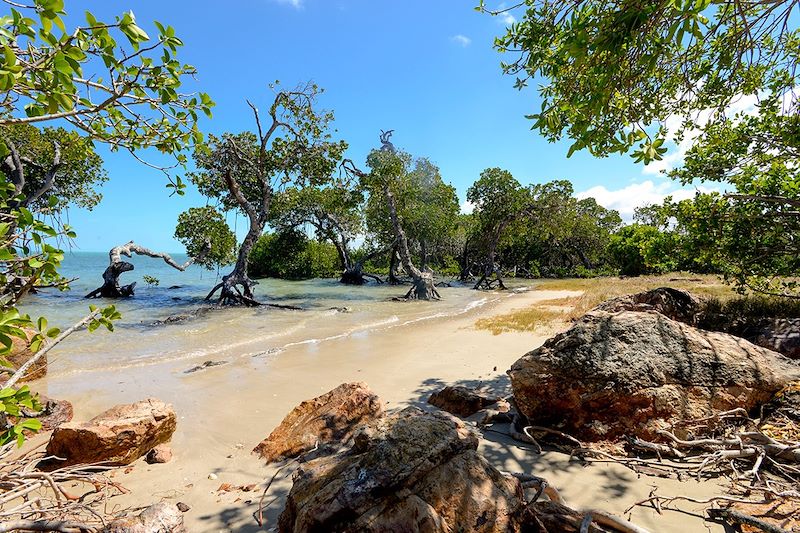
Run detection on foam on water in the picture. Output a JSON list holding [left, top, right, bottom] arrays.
[[21, 252, 529, 377]]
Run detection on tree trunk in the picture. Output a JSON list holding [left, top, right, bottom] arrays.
[[384, 185, 439, 300], [388, 245, 403, 285], [86, 241, 209, 299], [340, 244, 387, 285], [206, 220, 264, 306], [473, 238, 506, 291]]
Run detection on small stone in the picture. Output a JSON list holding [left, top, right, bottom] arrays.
[[145, 443, 173, 464], [208, 473, 218, 480], [176, 502, 191, 513]]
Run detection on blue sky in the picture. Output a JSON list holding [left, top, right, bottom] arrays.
[[60, 0, 705, 252]]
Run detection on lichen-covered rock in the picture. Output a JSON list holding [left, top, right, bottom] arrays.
[[278, 407, 523, 532], [509, 311, 800, 441], [44, 398, 176, 469], [102, 502, 186, 533], [253, 382, 384, 463], [592, 287, 703, 325], [428, 385, 498, 417]]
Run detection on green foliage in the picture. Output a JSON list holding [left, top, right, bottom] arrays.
[[174, 206, 236, 270], [0, 2, 203, 445], [0, 1, 214, 193], [363, 149, 460, 270], [270, 179, 364, 270], [0, 123, 107, 211], [0, 386, 40, 446], [142, 275, 159, 287], [248, 230, 339, 280], [608, 224, 681, 276], [483, 1, 798, 163]]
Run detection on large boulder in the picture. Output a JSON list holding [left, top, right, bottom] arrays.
[[102, 502, 186, 533], [278, 407, 523, 532], [593, 287, 703, 325], [753, 318, 800, 360], [253, 382, 385, 463], [428, 385, 499, 417], [509, 311, 800, 441], [44, 398, 176, 469]]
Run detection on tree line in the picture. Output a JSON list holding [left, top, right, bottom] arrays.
[[1, 0, 798, 444]]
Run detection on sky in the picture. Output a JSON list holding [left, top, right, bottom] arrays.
[[58, 0, 711, 252]]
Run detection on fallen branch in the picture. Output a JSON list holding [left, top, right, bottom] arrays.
[[707, 507, 791, 533]]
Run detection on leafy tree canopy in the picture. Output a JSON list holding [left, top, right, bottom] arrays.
[[1, 123, 106, 211], [482, 0, 799, 163]]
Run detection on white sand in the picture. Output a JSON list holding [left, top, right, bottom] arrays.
[[29, 288, 725, 532]]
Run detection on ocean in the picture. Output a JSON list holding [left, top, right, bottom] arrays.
[[18, 252, 511, 379]]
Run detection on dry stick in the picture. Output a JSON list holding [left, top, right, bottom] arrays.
[[4, 309, 100, 390], [255, 442, 319, 527], [579, 512, 594, 533], [707, 508, 791, 533], [587, 510, 653, 533], [0, 519, 95, 532]]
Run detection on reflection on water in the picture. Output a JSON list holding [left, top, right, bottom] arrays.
[[20, 252, 509, 377]]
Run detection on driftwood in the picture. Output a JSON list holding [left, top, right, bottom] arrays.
[[86, 241, 209, 299], [0, 441, 128, 531]]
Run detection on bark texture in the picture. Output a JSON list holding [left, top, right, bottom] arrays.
[[86, 241, 208, 299]]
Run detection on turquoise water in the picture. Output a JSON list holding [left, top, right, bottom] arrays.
[[19, 252, 505, 378]]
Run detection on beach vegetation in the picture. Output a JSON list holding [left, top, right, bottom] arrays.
[[180, 83, 347, 306], [0, 0, 211, 444], [482, 0, 800, 298]]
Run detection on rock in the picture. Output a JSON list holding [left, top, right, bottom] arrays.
[[102, 502, 186, 533], [753, 318, 800, 359], [2, 328, 46, 383], [22, 396, 73, 431], [509, 311, 800, 441], [427, 385, 498, 417], [145, 443, 173, 464], [176, 502, 190, 513], [278, 407, 522, 532], [43, 398, 177, 469], [253, 382, 385, 463], [593, 287, 703, 325], [184, 360, 227, 373]]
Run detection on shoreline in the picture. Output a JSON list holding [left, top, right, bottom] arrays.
[[28, 286, 724, 532]]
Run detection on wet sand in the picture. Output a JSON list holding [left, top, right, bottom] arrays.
[[29, 287, 725, 532]]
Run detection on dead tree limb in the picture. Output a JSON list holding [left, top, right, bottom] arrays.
[[86, 240, 210, 298]]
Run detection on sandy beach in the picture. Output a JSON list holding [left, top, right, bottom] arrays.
[[23, 287, 726, 532]]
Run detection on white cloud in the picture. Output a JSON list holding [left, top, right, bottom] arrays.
[[576, 179, 721, 220], [451, 34, 471, 47], [493, 2, 516, 25], [498, 12, 516, 25], [642, 93, 760, 176], [460, 199, 475, 214], [273, 0, 303, 9]]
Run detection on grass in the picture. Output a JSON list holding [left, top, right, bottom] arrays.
[[536, 273, 736, 320], [475, 273, 738, 335], [475, 306, 567, 335]]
